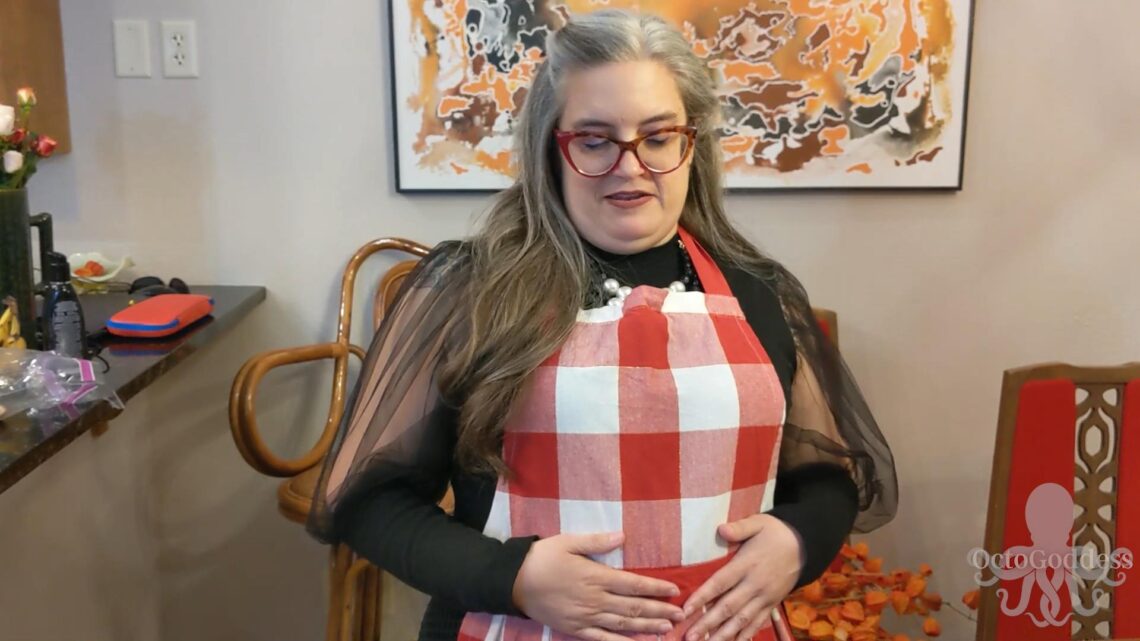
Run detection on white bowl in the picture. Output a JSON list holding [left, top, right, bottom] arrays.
[[67, 252, 134, 283]]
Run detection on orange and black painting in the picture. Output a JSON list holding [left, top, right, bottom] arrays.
[[390, 0, 973, 191]]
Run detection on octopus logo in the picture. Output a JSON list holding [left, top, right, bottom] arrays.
[[967, 483, 1134, 626]]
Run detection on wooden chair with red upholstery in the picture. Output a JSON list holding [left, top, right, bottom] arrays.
[[977, 363, 1140, 641], [229, 237, 842, 641]]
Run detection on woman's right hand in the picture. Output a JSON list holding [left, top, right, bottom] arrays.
[[512, 532, 686, 641]]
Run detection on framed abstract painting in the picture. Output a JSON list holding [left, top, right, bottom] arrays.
[[388, 0, 976, 192]]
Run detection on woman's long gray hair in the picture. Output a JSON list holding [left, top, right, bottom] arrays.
[[441, 10, 778, 473], [316, 10, 897, 537]]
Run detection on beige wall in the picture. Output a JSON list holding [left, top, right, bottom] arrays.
[[1, 0, 1137, 639]]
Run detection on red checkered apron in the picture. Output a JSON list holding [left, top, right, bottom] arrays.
[[457, 228, 794, 641]]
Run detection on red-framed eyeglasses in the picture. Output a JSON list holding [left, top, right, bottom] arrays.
[[553, 125, 698, 177]]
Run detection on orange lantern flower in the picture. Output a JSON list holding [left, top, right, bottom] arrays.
[[840, 601, 865, 623], [808, 621, 834, 641], [783, 543, 970, 641], [824, 574, 851, 592], [890, 590, 911, 615], [802, 581, 824, 604], [864, 590, 888, 612], [788, 607, 813, 631]]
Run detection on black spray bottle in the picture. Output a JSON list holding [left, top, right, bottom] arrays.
[[40, 251, 87, 358]]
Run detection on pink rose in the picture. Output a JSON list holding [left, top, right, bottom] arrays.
[[34, 135, 57, 157]]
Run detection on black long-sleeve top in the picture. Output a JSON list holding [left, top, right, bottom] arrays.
[[337, 235, 859, 641]]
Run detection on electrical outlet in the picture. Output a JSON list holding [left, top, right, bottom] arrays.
[[161, 20, 199, 78]]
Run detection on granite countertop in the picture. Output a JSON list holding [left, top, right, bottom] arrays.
[[0, 285, 266, 494]]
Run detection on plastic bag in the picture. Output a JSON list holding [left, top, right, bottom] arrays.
[[0, 348, 123, 421]]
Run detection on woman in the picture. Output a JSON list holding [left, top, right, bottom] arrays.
[[310, 9, 897, 641]]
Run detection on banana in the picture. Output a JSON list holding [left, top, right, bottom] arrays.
[[0, 299, 24, 349], [0, 306, 10, 338]]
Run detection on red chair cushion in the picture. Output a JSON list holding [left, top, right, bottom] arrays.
[[997, 379, 1075, 641], [1115, 380, 1140, 636]]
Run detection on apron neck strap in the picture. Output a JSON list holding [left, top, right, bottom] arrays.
[[677, 227, 732, 296]]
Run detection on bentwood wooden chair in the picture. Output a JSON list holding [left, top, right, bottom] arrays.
[[230, 239, 437, 641], [230, 237, 842, 641], [977, 363, 1140, 641]]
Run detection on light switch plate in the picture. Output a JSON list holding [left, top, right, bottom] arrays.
[[113, 19, 152, 78]]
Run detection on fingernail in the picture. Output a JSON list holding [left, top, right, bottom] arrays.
[[672, 611, 686, 622], [658, 623, 673, 633]]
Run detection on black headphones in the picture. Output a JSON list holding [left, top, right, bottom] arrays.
[[127, 276, 190, 298]]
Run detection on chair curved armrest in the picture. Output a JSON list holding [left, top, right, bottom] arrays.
[[229, 341, 360, 477]]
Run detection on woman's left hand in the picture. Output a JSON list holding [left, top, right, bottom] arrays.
[[681, 514, 804, 641]]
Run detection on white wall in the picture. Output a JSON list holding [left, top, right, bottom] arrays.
[[1, 0, 1137, 639]]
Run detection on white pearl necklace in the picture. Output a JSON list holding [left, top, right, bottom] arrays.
[[604, 277, 686, 307]]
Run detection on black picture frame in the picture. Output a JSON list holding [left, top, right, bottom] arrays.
[[388, 0, 977, 194]]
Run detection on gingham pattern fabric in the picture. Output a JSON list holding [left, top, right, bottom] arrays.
[[459, 229, 792, 641]]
